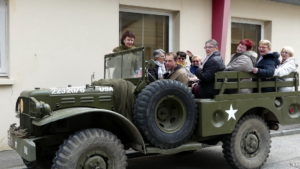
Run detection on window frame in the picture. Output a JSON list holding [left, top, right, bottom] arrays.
[[0, 0, 8, 76], [231, 18, 265, 40], [119, 7, 174, 52], [231, 18, 265, 54]]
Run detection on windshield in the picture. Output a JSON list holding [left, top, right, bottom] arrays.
[[105, 47, 144, 79]]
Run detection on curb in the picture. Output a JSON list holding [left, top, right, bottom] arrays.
[[271, 128, 300, 137]]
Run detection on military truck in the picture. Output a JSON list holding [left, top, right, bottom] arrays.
[[8, 47, 300, 169]]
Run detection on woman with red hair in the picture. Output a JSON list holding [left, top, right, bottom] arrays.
[[225, 39, 258, 93], [226, 39, 257, 71]]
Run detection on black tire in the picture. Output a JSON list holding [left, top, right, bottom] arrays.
[[222, 115, 271, 169], [134, 79, 197, 149], [51, 129, 127, 169]]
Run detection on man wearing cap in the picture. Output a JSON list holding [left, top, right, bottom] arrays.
[[164, 52, 189, 86]]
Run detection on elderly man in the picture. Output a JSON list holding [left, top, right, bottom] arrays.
[[195, 39, 225, 98], [148, 49, 166, 82], [164, 52, 189, 86]]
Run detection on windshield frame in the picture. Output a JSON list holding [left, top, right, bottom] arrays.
[[104, 47, 145, 81]]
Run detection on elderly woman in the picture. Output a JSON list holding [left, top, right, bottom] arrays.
[[226, 39, 257, 72], [274, 46, 298, 92], [190, 55, 201, 75], [252, 40, 280, 92], [113, 31, 136, 52]]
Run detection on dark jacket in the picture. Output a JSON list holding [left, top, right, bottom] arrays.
[[256, 52, 280, 77], [256, 52, 280, 92], [148, 60, 159, 82], [190, 65, 199, 75], [113, 45, 136, 53], [195, 51, 225, 98]]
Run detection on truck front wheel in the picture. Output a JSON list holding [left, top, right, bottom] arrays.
[[222, 114, 271, 169], [51, 129, 127, 169]]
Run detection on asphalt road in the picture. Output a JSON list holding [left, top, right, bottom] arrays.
[[2, 133, 300, 169], [128, 134, 300, 169]]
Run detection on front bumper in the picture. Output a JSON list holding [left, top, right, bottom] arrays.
[[8, 124, 37, 162]]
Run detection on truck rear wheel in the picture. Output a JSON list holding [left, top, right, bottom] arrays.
[[222, 114, 271, 169], [51, 129, 127, 169], [134, 79, 197, 149]]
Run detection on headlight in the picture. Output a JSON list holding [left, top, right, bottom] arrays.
[[16, 98, 24, 114], [16, 97, 51, 119], [30, 97, 52, 118]]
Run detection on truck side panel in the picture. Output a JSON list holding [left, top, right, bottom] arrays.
[[196, 94, 300, 137]]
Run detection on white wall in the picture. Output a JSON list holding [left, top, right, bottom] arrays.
[[0, 0, 119, 150]]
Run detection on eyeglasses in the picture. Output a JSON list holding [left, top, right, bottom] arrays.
[[204, 46, 215, 49], [192, 60, 200, 63], [178, 57, 186, 60]]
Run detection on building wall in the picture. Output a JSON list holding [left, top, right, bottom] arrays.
[[0, 0, 211, 150], [1, 0, 120, 150], [229, 0, 300, 61], [120, 0, 212, 56]]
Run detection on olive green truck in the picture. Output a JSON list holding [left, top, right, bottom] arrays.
[[8, 47, 300, 169]]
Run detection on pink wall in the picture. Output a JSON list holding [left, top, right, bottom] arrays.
[[212, 0, 231, 59]]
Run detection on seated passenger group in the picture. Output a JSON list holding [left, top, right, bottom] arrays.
[[111, 28, 297, 98], [150, 38, 298, 97]]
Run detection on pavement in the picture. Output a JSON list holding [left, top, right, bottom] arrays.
[[1, 123, 300, 169], [270, 123, 300, 137]]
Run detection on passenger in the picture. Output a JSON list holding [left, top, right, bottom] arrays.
[[164, 52, 189, 86], [148, 49, 166, 82], [195, 39, 225, 98], [226, 39, 257, 93], [176, 51, 188, 68], [176, 51, 198, 82], [226, 39, 257, 72], [186, 50, 201, 83], [252, 40, 280, 92], [110, 31, 139, 78], [113, 31, 136, 52], [274, 46, 298, 92], [190, 55, 201, 75]]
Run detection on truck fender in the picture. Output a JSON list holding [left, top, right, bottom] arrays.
[[32, 107, 146, 152]]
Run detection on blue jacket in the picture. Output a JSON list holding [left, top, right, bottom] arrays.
[[190, 65, 198, 75], [256, 52, 280, 77]]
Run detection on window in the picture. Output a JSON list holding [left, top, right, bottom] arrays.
[[0, 0, 8, 76], [231, 20, 263, 54], [120, 10, 170, 59]]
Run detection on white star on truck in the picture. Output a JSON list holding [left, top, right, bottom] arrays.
[[225, 104, 238, 121]]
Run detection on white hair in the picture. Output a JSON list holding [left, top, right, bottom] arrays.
[[153, 49, 165, 58], [282, 46, 295, 57]]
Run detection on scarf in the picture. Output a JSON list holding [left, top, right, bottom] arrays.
[[155, 60, 166, 79]]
